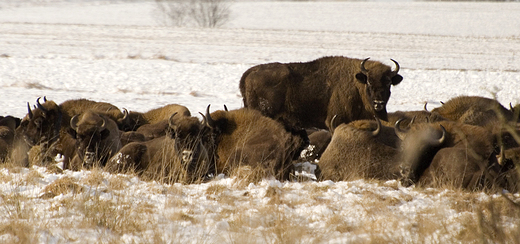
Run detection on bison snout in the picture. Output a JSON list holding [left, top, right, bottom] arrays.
[[84, 152, 96, 165], [373, 100, 386, 111], [182, 150, 193, 164]]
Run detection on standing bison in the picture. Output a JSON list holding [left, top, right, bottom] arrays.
[[239, 56, 403, 130]]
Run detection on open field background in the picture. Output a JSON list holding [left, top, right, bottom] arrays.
[[1, 0, 520, 243]]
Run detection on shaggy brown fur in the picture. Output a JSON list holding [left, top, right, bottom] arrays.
[[385, 110, 446, 129], [135, 120, 170, 140], [318, 119, 401, 182], [400, 120, 503, 191], [16, 97, 124, 167], [119, 104, 191, 131], [431, 96, 518, 134], [107, 115, 213, 184], [0, 116, 18, 162], [206, 107, 306, 181], [239, 56, 403, 131], [67, 111, 122, 170]]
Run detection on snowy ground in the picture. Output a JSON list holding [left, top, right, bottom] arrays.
[[1, 1, 520, 243]]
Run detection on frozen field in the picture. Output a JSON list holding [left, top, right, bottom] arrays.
[[1, 1, 520, 243]]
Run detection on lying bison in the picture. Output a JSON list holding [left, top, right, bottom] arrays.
[[239, 56, 403, 130], [16, 97, 124, 167], [118, 104, 191, 131], [107, 113, 213, 184], [431, 95, 518, 133], [397, 120, 506, 191], [318, 118, 402, 181], [198, 105, 307, 181], [67, 111, 122, 170]]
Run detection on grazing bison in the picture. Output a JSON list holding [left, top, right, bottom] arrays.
[[16, 97, 124, 167], [398, 120, 503, 191], [67, 111, 122, 170], [197, 105, 307, 181], [118, 104, 191, 131], [239, 56, 403, 130], [318, 118, 402, 181], [107, 114, 213, 183]]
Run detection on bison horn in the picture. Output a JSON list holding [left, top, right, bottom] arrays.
[[27, 102, 33, 119], [434, 125, 446, 146], [121, 108, 128, 120], [371, 117, 381, 137], [330, 115, 339, 134], [36, 97, 48, 113], [43, 96, 47, 102], [168, 112, 179, 127], [510, 103, 514, 111], [424, 102, 429, 112], [394, 118, 408, 140], [205, 104, 215, 128], [390, 59, 400, 74], [70, 114, 80, 131], [224, 105, 228, 112], [99, 116, 107, 130], [199, 112, 207, 126], [360, 58, 370, 73]]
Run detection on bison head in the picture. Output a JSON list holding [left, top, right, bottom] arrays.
[[68, 111, 114, 167], [355, 58, 403, 120], [18, 97, 62, 147], [395, 120, 446, 186], [168, 112, 215, 173]]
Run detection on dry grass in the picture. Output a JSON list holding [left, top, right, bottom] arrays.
[[230, 165, 268, 188], [40, 176, 83, 199]]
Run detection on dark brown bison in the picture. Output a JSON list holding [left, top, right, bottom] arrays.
[[16, 97, 124, 167], [239, 56, 403, 131], [118, 104, 191, 131], [398, 120, 504, 191], [0, 116, 19, 162], [197, 105, 307, 181], [106, 114, 213, 183], [66, 111, 122, 170], [317, 118, 402, 181]]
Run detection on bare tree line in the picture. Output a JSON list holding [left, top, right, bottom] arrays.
[[154, 0, 231, 28]]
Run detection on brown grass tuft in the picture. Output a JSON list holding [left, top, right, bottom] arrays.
[[40, 176, 83, 199], [81, 167, 105, 186]]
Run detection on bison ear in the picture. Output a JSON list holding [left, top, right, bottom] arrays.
[[355, 73, 368, 84], [391, 75, 403, 86]]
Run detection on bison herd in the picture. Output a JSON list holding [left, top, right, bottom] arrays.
[[2, 56, 519, 193]]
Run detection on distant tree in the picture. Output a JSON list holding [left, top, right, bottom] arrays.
[[154, 0, 232, 28]]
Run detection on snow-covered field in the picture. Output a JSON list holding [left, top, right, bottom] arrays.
[[1, 1, 520, 243]]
